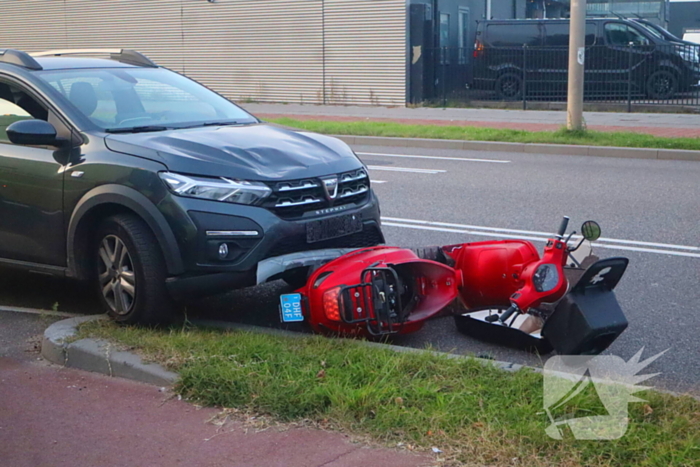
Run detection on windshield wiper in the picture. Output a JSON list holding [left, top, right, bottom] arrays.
[[106, 125, 169, 134], [202, 121, 241, 126], [178, 120, 253, 129]]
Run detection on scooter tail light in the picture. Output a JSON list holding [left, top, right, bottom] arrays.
[[323, 287, 342, 321]]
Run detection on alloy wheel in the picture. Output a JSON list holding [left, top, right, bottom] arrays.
[[98, 235, 136, 315], [501, 78, 520, 98], [652, 76, 671, 96]]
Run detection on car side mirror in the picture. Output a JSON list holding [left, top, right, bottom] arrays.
[[6, 119, 60, 147]]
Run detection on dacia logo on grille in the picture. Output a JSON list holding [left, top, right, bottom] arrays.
[[321, 176, 339, 200]]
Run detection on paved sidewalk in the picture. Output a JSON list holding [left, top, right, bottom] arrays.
[[243, 103, 700, 138], [0, 357, 431, 467], [0, 311, 431, 467]]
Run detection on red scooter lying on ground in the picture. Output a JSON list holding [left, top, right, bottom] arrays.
[[270, 217, 628, 355]]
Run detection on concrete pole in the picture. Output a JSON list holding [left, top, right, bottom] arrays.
[[567, 0, 587, 131]]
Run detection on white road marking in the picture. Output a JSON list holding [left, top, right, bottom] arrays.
[[383, 216, 700, 252], [382, 217, 700, 259], [357, 152, 510, 164], [367, 165, 445, 174], [0, 305, 81, 318], [371, 180, 388, 184]]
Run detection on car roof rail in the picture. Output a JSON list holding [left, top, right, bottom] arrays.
[[30, 49, 158, 68], [0, 49, 43, 70]]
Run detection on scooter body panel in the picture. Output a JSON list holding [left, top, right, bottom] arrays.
[[299, 246, 459, 336], [443, 240, 540, 309]]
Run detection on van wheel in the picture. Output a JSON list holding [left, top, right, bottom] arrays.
[[495, 73, 523, 100], [94, 214, 175, 325], [646, 70, 677, 100]]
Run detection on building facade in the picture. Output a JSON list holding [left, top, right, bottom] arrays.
[[522, 0, 671, 24], [1, 0, 407, 106], [669, 1, 700, 38], [1, 0, 685, 107]]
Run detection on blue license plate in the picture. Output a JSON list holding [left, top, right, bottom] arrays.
[[280, 293, 304, 322]]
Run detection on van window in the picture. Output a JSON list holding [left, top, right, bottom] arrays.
[[604, 23, 650, 46], [545, 23, 598, 46], [486, 24, 542, 47]]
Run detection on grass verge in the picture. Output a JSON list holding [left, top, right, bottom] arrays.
[[79, 320, 700, 467], [267, 117, 700, 151]]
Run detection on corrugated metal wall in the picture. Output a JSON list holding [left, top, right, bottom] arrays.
[[0, 0, 406, 106], [325, 0, 407, 105]]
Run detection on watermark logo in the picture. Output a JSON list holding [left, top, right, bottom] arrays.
[[543, 348, 667, 440]]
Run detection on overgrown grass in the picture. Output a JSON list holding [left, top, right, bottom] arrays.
[[267, 117, 700, 151], [80, 320, 700, 467]]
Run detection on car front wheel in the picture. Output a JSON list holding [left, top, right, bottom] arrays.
[[94, 214, 175, 325]]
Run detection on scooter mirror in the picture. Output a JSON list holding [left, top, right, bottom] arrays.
[[581, 221, 602, 241]]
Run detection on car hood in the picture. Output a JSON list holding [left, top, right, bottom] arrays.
[[104, 123, 363, 180]]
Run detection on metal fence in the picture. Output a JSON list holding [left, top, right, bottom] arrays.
[[415, 43, 700, 110]]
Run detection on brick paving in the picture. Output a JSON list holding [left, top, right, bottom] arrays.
[[0, 357, 431, 467]]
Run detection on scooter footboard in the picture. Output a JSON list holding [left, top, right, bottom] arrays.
[[542, 257, 629, 355]]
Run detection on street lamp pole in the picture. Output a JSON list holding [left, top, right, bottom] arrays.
[[567, 0, 587, 130]]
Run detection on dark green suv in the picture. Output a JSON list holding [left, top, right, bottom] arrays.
[[0, 48, 383, 324]]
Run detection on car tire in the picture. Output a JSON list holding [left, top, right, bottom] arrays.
[[646, 70, 678, 100], [94, 214, 175, 325], [495, 73, 523, 100]]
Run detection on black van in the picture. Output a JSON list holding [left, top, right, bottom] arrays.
[[471, 18, 700, 100]]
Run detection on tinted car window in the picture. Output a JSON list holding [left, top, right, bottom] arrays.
[[545, 22, 598, 46], [486, 24, 542, 47], [37, 67, 257, 130], [605, 23, 650, 46]]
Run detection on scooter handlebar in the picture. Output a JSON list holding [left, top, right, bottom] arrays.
[[557, 216, 570, 238], [498, 305, 519, 324]]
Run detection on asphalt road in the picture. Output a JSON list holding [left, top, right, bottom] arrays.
[[0, 144, 698, 395], [357, 144, 700, 395]]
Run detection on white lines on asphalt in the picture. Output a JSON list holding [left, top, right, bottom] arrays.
[[382, 217, 700, 259], [357, 152, 511, 164], [372, 180, 388, 184], [366, 165, 445, 174]]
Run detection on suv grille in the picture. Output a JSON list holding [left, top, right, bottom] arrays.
[[262, 168, 370, 219]]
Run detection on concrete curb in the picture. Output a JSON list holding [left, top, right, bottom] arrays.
[[334, 135, 700, 162], [41, 316, 528, 389], [40, 316, 689, 397], [190, 319, 528, 373], [41, 316, 178, 386]]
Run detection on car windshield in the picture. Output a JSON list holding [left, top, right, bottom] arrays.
[[635, 22, 665, 40], [641, 21, 683, 42], [36, 67, 258, 131]]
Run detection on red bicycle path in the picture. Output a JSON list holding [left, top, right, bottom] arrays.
[[0, 356, 431, 467]]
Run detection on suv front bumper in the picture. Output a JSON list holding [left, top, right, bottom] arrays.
[[164, 190, 383, 298]]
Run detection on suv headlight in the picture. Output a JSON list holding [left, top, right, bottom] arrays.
[[676, 46, 700, 64], [159, 172, 271, 205]]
